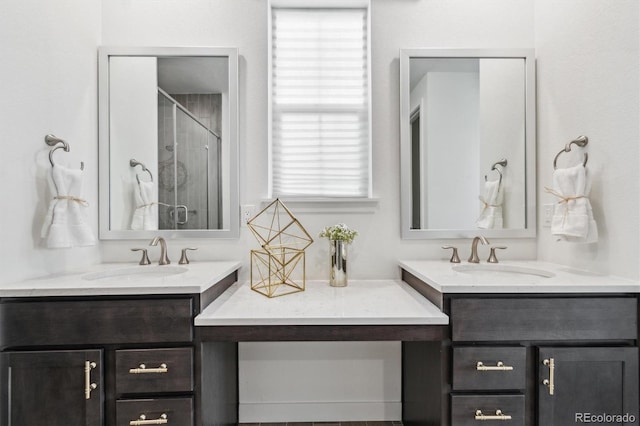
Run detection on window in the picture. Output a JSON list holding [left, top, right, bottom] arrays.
[[269, 3, 371, 199]]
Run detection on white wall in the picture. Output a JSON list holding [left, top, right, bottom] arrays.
[[239, 342, 401, 422], [535, 0, 640, 278], [3, 0, 638, 422], [0, 0, 101, 284]]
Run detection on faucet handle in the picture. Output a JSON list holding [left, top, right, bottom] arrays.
[[487, 246, 507, 263], [131, 248, 151, 265], [179, 248, 198, 265], [442, 246, 461, 263], [149, 236, 170, 265]]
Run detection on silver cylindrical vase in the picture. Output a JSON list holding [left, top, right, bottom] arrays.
[[329, 239, 348, 287]]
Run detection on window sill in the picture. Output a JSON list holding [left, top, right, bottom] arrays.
[[261, 197, 380, 214]]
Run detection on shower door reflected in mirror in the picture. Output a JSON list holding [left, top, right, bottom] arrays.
[[98, 47, 239, 239], [157, 91, 221, 230]]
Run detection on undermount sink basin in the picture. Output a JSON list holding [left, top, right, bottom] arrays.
[[452, 264, 556, 278], [82, 265, 188, 281]]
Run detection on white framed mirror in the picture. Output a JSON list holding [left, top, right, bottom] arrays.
[[399, 48, 536, 239], [98, 46, 239, 239]]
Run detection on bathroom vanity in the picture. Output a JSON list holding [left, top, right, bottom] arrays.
[[0, 264, 450, 426], [0, 262, 240, 426], [400, 260, 640, 426], [2, 259, 638, 426]]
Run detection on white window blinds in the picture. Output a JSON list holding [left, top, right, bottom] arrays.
[[270, 7, 371, 198]]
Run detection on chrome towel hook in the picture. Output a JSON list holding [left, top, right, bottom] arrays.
[[553, 135, 588, 169], [45, 134, 84, 170], [130, 158, 154, 182], [485, 158, 508, 184]]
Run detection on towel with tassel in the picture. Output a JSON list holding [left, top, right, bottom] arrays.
[[546, 164, 598, 243], [130, 178, 158, 230], [476, 179, 504, 229], [41, 164, 96, 248]]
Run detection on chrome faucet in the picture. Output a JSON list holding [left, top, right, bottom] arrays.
[[468, 236, 489, 263], [149, 236, 170, 265]]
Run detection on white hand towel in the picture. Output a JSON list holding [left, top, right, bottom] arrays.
[[476, 179, 504, 229], [41, 164, 96, 248], [547, 164, 598, 243], [130, 179, 158, 230]]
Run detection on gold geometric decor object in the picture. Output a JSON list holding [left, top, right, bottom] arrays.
[[247, 199, 313, 298], [247, 198, 314, 251], [250, 247, 306, 298]]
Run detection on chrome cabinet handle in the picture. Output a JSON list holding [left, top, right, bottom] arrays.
[[129, 363, 168, 374], [130, 413, 168, 426], [543, 358, 555, 395], [475, 409, 512, 421], [84, 361, 97, 400], [476, 361, 514, 371]]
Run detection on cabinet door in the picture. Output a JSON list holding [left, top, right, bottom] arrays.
[[538, 347, 638, 426], [2, 350, 102, 426]]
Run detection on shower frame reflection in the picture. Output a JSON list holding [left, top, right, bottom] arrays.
[[157, 88, 222, 231]]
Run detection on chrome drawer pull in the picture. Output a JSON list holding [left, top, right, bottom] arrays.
[[475, 409, 512, 421], [543, 358, 555, 395], [129, 363, 168, 374], [476, 361, 514, 371], [84, 361, 98, 400], [130, 413, 168, 425]]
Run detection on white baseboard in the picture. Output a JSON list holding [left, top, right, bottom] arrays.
[[239, 401, 402, 423]]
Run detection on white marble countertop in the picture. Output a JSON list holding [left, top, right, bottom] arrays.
[[195, 279, 449, 326], [0, 261, 241, 297], [399, 260, 640, 294]]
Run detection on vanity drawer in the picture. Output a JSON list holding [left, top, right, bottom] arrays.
[[1, 298, 193, 347], [116, 397, 193, 426], [451, 394, 524, 426], [116, 348, 193, 394], [451, 297, 637, 342], [452, 346, 526, 391]]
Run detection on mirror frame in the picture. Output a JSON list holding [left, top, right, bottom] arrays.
[[399, 48, 536, 239], [98, 46, 239, 239]]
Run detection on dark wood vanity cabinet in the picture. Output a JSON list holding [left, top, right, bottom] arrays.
[[450, 297, 639, 426], [0, 271, 238, 426], [2, 349, 103, 426], [0, 296, 196, 426], [537, 346, 638, 426], [401, 273, 640, 426]]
